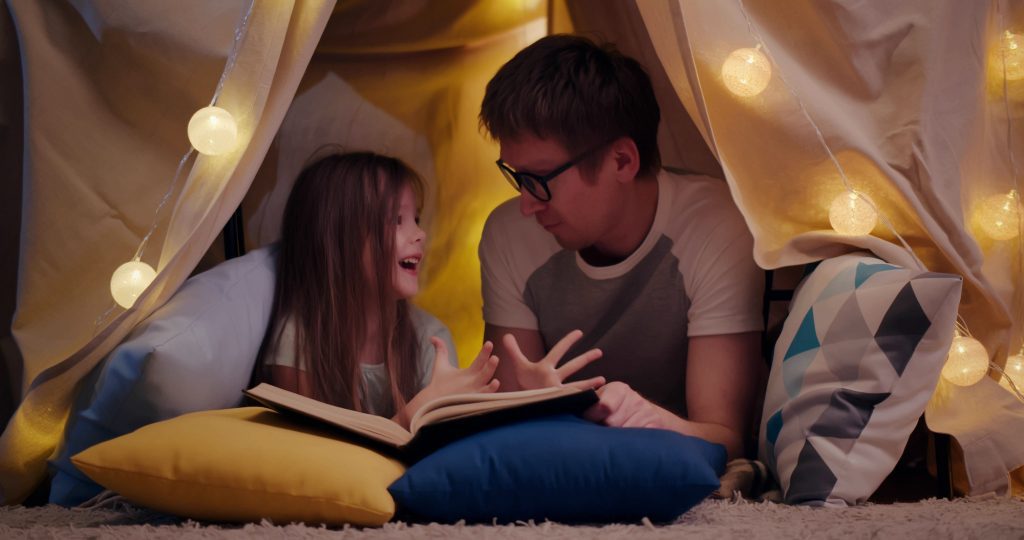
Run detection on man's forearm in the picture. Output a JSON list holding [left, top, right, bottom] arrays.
[[652, 403, 745, 461]]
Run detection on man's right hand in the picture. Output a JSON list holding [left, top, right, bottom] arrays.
[[500, 329, 605, 391]]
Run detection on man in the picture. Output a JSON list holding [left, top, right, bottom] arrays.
[[477, 35, 764, 460]]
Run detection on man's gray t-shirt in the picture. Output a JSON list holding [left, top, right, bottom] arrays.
[[479, 172, 763, 417]]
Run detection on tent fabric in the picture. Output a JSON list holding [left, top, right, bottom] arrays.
[[1, 0, 1022, 504], [0, 0, 335, 504], [635, 0, 1024, 496]]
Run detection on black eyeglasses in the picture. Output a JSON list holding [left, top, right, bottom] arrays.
[[495, 141, 612, 202]]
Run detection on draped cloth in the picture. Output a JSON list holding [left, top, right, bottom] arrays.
[[0, 0, 336, 504], [633, 0, 1024, 496], [2, 0, 1022, 504]]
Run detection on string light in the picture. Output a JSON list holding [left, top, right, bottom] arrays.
[[101, 1, 254, 318], [1002, 30, 1024, 82], [941, 333, 990, 387], [110, 259, 157, 309], [829, 191, 878, 236], [722, 45, 772, 97], [188, 106, 238, 156], [976, 189, 1021, 241], [999, 349, 1024, 397]]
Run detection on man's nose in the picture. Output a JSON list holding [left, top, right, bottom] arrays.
[[519, 190, 546, 216]]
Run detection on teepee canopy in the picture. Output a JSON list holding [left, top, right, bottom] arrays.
[[0, 0, 1021, 504]]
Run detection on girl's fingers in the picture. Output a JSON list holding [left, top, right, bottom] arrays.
[[476, 355, 500, 383], [430, 337, 451, 371], [544, 329, 584, 366], [481, 378, 500, 393], [555, 348, 602, 379], [469, 341, 494, 371]]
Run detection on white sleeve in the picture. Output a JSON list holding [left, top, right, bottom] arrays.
[[681, 193, 765, 337], [479, 205, 539, 330]]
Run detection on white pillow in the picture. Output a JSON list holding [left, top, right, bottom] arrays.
[[759, 253, 961, 506], [50, 246, 277, 506]]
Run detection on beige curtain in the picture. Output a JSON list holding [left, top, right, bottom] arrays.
[[634, 0, 1024, 496], [0, 0, 335, 505]]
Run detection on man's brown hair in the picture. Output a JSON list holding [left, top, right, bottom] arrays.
[[480, 34, 661, 177]]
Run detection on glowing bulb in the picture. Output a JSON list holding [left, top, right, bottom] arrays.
[[976, 190, 1020, 241], [941, 335, 990, 386], [187, 106, 238, 155], [999, 352, 1024, 396], [1002, 31, 1024, 81], [722, 46, 772, 97], [110, 260, 156, 308], [828, 191, 878, 236]]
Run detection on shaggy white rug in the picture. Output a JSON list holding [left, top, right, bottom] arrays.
[[2, 496, 1023, 539]]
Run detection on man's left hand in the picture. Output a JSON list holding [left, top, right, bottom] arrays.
[[583, 381, 663, 429]]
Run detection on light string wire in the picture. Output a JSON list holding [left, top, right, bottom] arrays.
[[93, 1, 256, 331], [996, 3, 1024, 401], [736, 0, 928, 273], [999, 4, 1024, 362]]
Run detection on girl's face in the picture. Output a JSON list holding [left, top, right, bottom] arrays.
[[392, 184, 425, 299]]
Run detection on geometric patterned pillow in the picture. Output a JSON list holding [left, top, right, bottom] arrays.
[[759, 253, 962, 506]]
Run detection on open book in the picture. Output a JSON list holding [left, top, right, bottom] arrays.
[[243, 383, 598, 460]]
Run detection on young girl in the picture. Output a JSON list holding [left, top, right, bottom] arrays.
[[256, 151, 500, 427]]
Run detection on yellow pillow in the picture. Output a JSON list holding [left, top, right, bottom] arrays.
[[71, 407, 405, 526]]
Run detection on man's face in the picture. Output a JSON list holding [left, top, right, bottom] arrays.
[[499, 134, 615, 251]]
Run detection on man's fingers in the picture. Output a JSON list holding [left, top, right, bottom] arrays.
[[563, 376, 606, 391], [555, 348, 602, 379], [501, 333, 532, 364], [543, 329, 584, 366], [582, 402, 611, 423]]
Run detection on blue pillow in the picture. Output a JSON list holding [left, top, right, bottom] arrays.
[[49, 246, 277, 506], [388, 415, 725, 524]]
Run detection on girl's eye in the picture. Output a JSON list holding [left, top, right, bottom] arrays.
[[414, 216, 421, 226]]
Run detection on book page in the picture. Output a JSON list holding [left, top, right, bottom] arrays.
[[408, 386, 582, 435], [245, 383, 412, 446]]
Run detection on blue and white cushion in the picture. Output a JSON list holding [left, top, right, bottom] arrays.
[[759, 253, 961, 506]]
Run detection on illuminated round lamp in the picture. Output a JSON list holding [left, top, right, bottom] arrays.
[[111, 260, 157, 309], [722, 46, 772, 97], [828, 191, 878, 236], [1002, 31, 1024, 82], [999, 352, 1024, 395], [187, 106, 238, 156], [941, 335, 990, 387], [976, 190, 1020, 241]]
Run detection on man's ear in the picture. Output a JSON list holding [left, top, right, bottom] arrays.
[[610, 137, 641, 183]]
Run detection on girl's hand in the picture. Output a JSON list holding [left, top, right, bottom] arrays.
[[501, 330, 604, 391], [396, 339, 501, 428], [421, 338, 501, 400]]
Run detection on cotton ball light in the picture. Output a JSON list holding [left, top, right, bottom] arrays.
[[999, 352, 1024, 396], [722, 46, 772, 97], [829, 191, 878, 236], [976, 190, 1020, 241], [187, 106, 238, 156], [941, 335, 990, 387], [1001, 31, 1024, 82], [110, 260, 156, 309]]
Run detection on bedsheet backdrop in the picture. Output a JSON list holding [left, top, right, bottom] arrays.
[[1, 0, 1022, 504]]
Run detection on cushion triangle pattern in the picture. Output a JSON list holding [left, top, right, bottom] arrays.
[[874, 282, 931, 377], [816, 266, 857, 303], [854, 262, 897, 288], [785, 309, 819, 360]]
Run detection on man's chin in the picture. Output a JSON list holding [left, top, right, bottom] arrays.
[[552, 235, 586, 252]]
